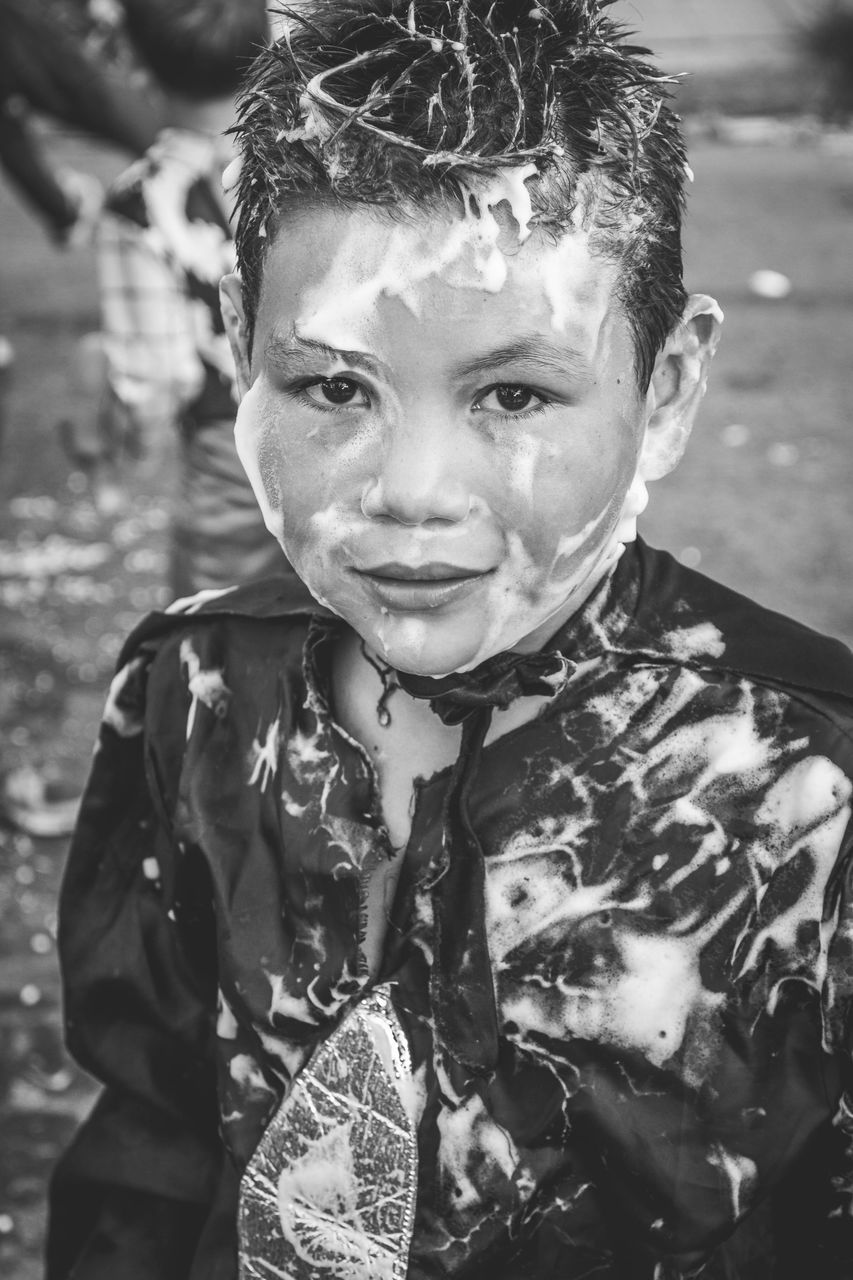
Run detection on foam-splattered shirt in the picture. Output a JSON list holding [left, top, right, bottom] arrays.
[[49, 542, 853, 1279]]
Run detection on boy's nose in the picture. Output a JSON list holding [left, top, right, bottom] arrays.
[[360, 423, 471, 525]]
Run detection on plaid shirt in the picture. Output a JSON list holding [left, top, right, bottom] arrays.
[[96, 128, 237, 435]]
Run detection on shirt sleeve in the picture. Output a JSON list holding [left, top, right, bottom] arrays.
[[46, 648, 222, 1280], [96, 212, 206, 440]]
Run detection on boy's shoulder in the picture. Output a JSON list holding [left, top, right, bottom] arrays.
[[118, 574, 327, 665], [101, 576, 325, 742], [619, 540, 853, 719]]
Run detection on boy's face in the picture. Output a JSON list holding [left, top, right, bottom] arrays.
[[224, 203, 696, 676]]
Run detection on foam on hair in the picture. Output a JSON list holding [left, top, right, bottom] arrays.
[[232, 0, 689, 387]]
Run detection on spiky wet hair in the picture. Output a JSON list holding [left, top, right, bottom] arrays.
[[232, 0, 689, 388]]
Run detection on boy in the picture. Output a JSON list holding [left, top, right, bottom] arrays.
[[48, 2, 853, 1277], [91, 0, 287, 594]]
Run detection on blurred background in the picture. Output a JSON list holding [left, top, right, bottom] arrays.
[[0, 1, 852, 1276]]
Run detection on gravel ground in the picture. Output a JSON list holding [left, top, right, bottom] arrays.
[[0, 122, 852, 1277]]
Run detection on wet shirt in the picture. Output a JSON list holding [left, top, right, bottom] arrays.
[[48, 541, 853, 1280]]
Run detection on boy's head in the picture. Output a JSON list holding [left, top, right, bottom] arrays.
[[221, 0, 722, 677], [120, 0, 268, 101], [231, 0, 691, 388]]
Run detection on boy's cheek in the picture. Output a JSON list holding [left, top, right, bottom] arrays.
[[281, 506, 377, 620], [233, 381, 329, 537], [233, 382, 326, 546], [233, 383, 282, 541]]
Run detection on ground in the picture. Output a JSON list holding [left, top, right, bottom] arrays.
[[0, 121, 852, 1278]]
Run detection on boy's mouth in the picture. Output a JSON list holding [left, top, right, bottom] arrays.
[[362, 562, 485, 581], [354, 562, 492, 610]]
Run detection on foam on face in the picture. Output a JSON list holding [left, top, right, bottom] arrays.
[[375, 613, 430, 667], [235, 381, 634, 672], [539, 229, 599, 333], [361, 492, 624, 677], [456, 505, 622, 672], [234, 380, 285, 544], [297, 164, 538, 349], [504, 434, 557, 507], [234, 364, 641, 674], [234, 187, 652, 676], [234, 399, 345, 616]]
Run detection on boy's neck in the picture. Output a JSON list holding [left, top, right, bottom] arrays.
[[332, 629, 555, 785]]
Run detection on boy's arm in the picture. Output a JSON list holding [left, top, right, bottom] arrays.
[[47, 647, 221, 1279]]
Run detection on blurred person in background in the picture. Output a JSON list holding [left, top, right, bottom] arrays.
[[0, 0, 160, 838], [0, 0, 159, 478], [803, 0, 853, 123], [89, 0, 289, 597], [0, 0, 158, 246]]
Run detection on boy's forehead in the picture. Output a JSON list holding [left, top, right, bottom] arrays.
[[255, 199, 626, 369], [263, 194, 612, 276]]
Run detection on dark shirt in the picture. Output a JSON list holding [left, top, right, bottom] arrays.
[[48, 541, 853, 1279]]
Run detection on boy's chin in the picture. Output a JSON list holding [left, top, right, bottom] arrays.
[[359, 614, 497, 679]]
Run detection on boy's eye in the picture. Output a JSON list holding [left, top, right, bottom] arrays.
[[476, 384, 543, 415], [303, 377, 368, 407]]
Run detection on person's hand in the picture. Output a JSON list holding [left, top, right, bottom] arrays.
[[55, 169, 104, 248]]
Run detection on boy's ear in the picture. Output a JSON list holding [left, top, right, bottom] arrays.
[[220, 273, 252, 400], [637, 294, 723, 481]]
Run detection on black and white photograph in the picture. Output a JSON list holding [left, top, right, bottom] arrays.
[[1, 2, 853, 1277]]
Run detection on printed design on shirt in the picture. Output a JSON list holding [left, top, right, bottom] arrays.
[[239, 989, 417, 1280]]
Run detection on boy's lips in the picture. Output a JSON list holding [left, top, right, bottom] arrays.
[[360, 562, 486, 581], [353, 562, 493, 611]]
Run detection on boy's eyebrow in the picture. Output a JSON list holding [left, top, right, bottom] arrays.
[[263, 328, 381, 374], [263, 329, 595, 382], [450, 337, 594, 383]]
